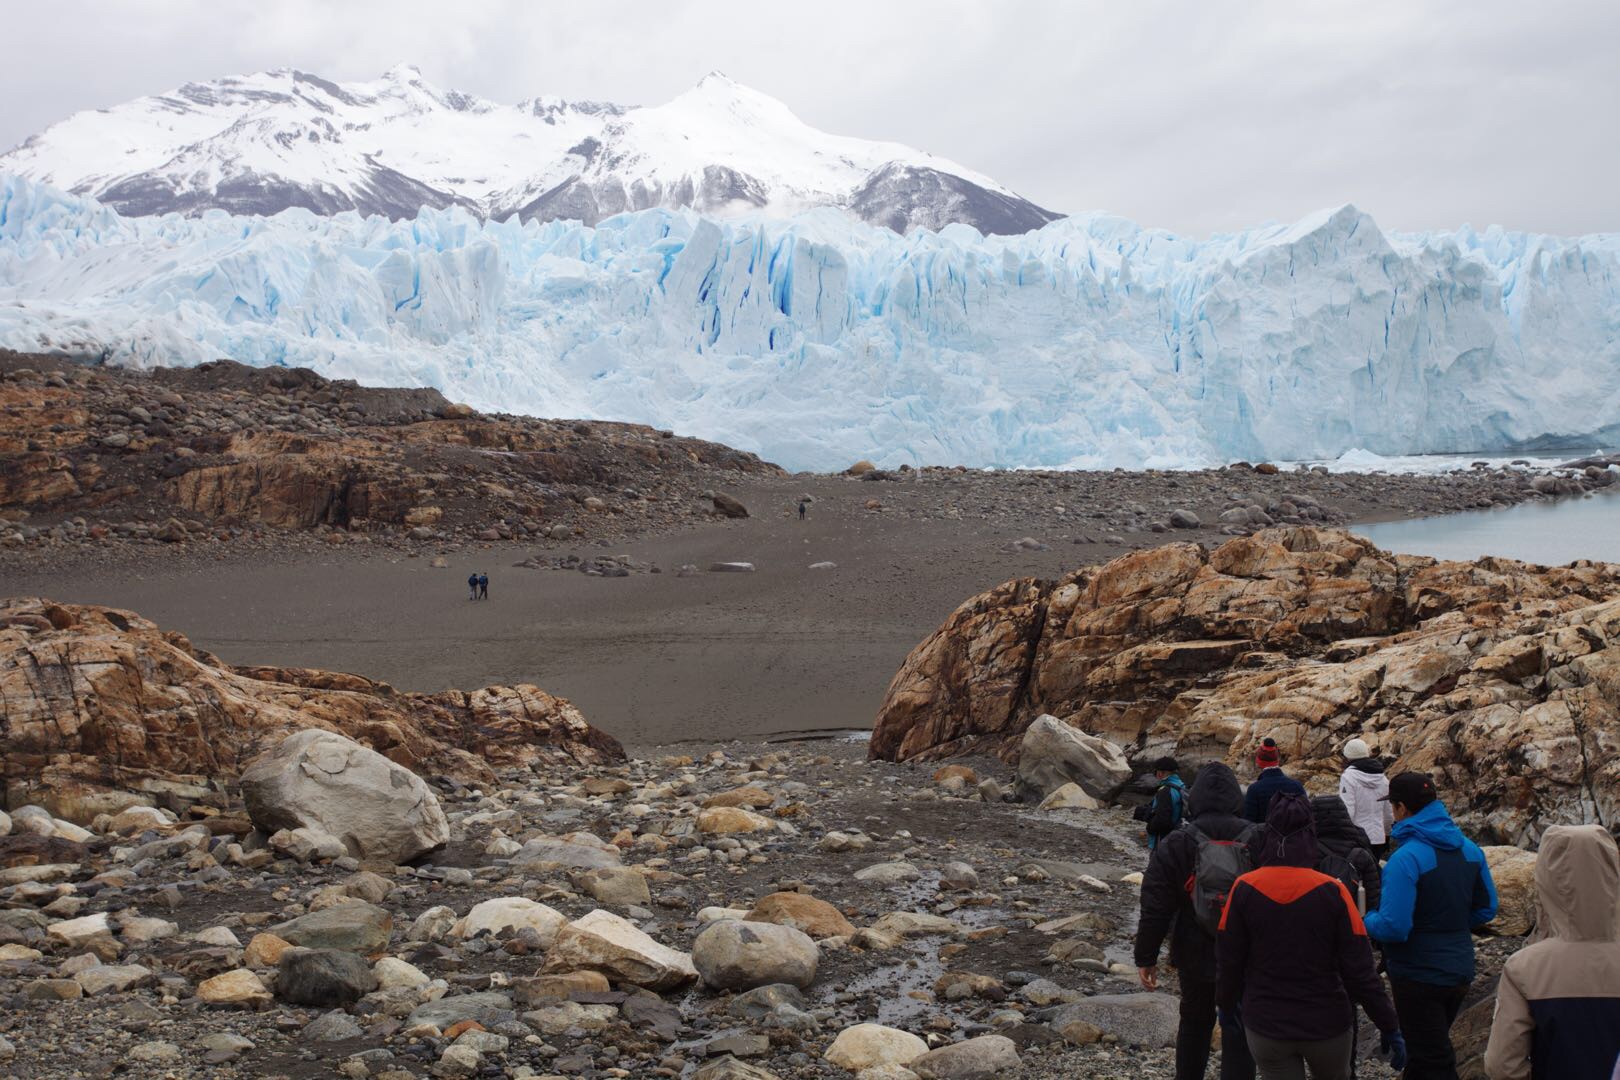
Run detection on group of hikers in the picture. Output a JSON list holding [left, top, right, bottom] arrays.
[[466, 572, 489, 600], [1131, 736, 1620, 1079]]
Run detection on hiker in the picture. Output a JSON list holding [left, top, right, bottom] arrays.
[[1365, 772, 1498, 1080], [467, 572, 479, 600], [1137, 756, 1187, 850], [1217, 792, 1406, 1080], [1483, 824, 1620, 1079], [1243, 737, 1306, 823], [1338, 738, 1393, 857], [798, 498, 808, 520], [1311, 794, 1382, 912], [478, 573, 489, 600], [1135, 762, 1258, 1080]]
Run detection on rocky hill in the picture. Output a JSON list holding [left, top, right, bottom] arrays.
[[0, 351, 780, 555], [872, 527, 1620, 845], [0, 597, 624, 823]]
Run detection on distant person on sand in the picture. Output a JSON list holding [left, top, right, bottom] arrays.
[[478, 573, 489, 600], [467, 572, 479, 601], [798, 498, 809, 520], [1243, 737, 1306, 823]]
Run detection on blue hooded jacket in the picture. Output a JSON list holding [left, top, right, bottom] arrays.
[[1145, 773, 1187, 849], [1364, 799, 1497, 985]]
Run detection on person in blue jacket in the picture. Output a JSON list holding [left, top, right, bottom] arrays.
[[1242, 737, 1305, 823], [1364, 772, 1498, 1080], [1139, 757, 1187, 850]]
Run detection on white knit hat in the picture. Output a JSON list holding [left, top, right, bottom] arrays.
[[1343, 738, 1372, 761]]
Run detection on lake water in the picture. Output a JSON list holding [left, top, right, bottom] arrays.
[[1355, 489, 1620, 565]]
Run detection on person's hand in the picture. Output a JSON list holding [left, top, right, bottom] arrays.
[[1138, 966, 1158, 991], [1380, 1031, 1407, 1071]]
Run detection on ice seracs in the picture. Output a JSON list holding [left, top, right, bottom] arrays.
[[0, 174, 1616, 473]]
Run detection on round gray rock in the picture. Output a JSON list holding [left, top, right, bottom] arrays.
[[692, 919, 818, 991]]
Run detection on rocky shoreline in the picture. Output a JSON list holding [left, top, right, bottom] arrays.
[[3, 352, 1617, 579]]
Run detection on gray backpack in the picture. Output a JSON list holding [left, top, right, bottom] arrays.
[[1182, 822, 1255, 934]]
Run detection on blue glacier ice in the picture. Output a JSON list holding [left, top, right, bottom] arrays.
[[1, 173, 1617, 472]]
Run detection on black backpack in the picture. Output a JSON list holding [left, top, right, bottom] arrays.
[[1317, 850, 1367, 914], [1183, 822, 1257, 934]]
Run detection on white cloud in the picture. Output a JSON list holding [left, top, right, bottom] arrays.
[[2, 0, 1614, 234]]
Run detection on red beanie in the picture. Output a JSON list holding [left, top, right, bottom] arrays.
[[1255, 737, 1281, 768]]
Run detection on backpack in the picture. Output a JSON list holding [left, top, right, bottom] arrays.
[[1317, 850, 1367, 914], [1182, 822, 1256, 934]]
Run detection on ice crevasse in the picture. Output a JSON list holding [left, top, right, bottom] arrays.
[[1, 172, 1617, 472]]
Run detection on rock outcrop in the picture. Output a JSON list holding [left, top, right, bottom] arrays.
[[872, 528, 1620, 844], [0, 597, 624, 819], [0, 354, 780, 550]]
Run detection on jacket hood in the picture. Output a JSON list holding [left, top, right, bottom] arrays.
[[1348, 758, 1386, 775], [1391, 799, 1464, 851], [1255, 792, 1321, 868], [1187, 762, 1243, 819], [1158, 774, 1187, 790], [1535, 824, 1620, 943], [1309, 794, 1370, 854]]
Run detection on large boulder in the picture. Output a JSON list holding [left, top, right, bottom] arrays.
[[275, 948, 379, 1007], [692, 920, 819, 990], [1481, 846, 1539, 936], [1048, 993, 1179, 1048], [870, 529, 1620, 842], [543, 909, 697, 991], [451, 898, 566, 944], [271, 902, 393, 953], [909, 1034, 1021, 1078], [241, 730, 449, 863], [1016, 716, 1132, 800], [745, 892, 856, 939], [823, 1023, 928, 1069]]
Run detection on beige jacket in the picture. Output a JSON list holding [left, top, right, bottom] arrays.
[[1484, 824, 1620, 1080]]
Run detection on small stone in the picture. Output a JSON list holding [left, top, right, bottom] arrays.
[[198, 969, 273, 1007]]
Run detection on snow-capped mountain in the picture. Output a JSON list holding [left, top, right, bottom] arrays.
[[3, 174, 1617, 472], [0, 66, 1059, 235]]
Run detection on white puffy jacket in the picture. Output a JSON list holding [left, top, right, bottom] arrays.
[[1338, 764, 1393, 846]]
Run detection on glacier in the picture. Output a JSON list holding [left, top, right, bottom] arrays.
[[1, 172, 1617, 473]]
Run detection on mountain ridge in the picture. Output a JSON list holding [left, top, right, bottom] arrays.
[[0, 66, 1060, 235]]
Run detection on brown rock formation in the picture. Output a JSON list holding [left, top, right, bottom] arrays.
[[872, 528, 1620, 844], [0, 597, 624, 821], [0, 353, 781, 544]]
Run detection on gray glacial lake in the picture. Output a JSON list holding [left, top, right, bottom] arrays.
[[1355, 489, 1620, 565]]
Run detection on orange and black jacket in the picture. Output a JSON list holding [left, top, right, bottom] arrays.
[[1217, 864, 1400, 1041]]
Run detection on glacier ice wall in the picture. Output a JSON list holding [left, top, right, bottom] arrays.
[[1, 173, 1617, 472]]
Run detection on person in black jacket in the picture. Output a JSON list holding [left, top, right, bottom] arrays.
[[1218, 793, 1405, 1078], [1136, 762, 1257, 1080], [1311, 794, 1382, 912]]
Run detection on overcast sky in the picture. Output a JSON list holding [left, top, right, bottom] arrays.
[[2, 0, 1614, 236]]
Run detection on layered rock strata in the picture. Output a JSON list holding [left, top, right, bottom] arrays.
[[872, 528, 1620, 844]]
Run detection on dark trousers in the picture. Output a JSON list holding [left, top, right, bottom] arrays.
[[1389, 978, 1468, 1080], [1179, 977, 1257, 1080]]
